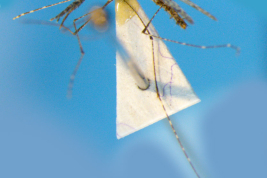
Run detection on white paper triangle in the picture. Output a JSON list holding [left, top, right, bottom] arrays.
[[115, 0, 200, 139]]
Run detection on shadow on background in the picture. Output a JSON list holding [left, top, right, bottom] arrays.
[[205, 80, 267, 178]]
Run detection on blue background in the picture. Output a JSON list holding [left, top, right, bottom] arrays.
[[1, 0, 266, 177]]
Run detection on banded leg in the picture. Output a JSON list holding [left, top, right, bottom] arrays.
[[13, 0, 72, 20], [144, 32, 240, 55], [50, 0, 85, 25], [140, 4, 239, 54]]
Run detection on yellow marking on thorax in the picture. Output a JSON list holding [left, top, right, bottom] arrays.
[[115, 0, 140, 26]]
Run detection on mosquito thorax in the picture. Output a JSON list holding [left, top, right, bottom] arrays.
[[90, 7, 109, 32]]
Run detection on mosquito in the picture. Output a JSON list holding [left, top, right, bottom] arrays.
[[13, 0, 239, 96], [13, 2, 240, 177]]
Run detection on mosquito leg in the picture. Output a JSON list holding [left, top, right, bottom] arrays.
[[67, 4, 111, 95], [13, 0, 72, 20], [122, 1, 227, 178], [20, 15, 85, 97], [144, 32, 241, 55], [59, 7, 75, 29], [139, 4, 239, 54], [73, 17, 93, 35], [102, 0, 114, 9], [67, 21, 85, 98], [139, 6, 239, 54], [73, 11, 93, 24], [50, 0, 85, 23], [142, 6, 162, 34], [70, 9, 95, 35]]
